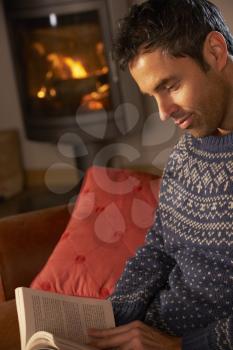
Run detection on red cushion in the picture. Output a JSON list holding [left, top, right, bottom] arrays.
[[31, 166, 160, 298]]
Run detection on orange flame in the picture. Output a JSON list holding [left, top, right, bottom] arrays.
[[63, 57, 88, 79], [47, 53, 88, 79]]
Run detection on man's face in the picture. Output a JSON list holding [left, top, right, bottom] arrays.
[[129, 49, 229, 138]]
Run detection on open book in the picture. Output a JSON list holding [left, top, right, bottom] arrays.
[[15, 287, 115, 350]]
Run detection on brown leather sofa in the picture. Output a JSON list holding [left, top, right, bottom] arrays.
[[0, 205, 71, 350]]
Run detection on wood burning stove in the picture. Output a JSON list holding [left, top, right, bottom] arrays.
[[4, 0, 143, 147]]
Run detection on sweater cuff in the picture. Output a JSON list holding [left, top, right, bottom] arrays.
[[182, 328, 210, 350]]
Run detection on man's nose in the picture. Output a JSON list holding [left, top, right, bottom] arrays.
[[156, 97, 178, 122]]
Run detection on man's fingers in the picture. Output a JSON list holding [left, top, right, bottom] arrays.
[[90, 330, 161, 350], [89, 331, 131, 348], [88, 325, 146, 349], [88, 320, 145, 337], [88, 322, 181, 350]]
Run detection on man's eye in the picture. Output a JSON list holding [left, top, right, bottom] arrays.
[[167, 82, 179, 91]]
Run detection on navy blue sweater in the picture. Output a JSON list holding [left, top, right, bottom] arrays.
[[110, 132, 233, 350]]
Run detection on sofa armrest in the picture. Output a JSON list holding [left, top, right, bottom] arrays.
[[0, 299, 20, 350], [0, 205, 71, 302]]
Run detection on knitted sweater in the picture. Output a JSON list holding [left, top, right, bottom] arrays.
[[110, 132, 233, 350]]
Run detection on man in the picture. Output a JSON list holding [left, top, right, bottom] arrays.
[[88, 0, 233, 349]]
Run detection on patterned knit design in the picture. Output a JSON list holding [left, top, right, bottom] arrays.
[[110, 132, 233, 350]]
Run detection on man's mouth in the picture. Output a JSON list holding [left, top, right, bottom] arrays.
[[174, 114, 193, 130]]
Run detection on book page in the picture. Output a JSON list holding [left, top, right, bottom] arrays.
[[15, 287, 115, 349], [26, 330, 100, 350], [15, 288, 25, 349], [25, 331, 58, 350]]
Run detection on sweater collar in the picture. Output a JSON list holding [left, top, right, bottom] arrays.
[[189, 131, 233, 151]]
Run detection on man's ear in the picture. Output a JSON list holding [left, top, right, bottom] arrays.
[[203, 31, 228, 71]]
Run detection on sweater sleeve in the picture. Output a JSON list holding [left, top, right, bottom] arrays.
[[109, 208, 176, 326], [182, 316, 233, 350]]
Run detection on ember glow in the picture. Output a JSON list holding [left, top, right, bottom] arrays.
[[47, 53, 88, 79], [35, 47, 110, 111]]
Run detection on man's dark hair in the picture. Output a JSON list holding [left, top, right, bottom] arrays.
[[114, 0, 233, 70]]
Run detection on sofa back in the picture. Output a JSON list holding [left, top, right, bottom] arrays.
[[0, 205, 70, 302]]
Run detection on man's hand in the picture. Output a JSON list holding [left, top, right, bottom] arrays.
[[88, 320, 181, 350]]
